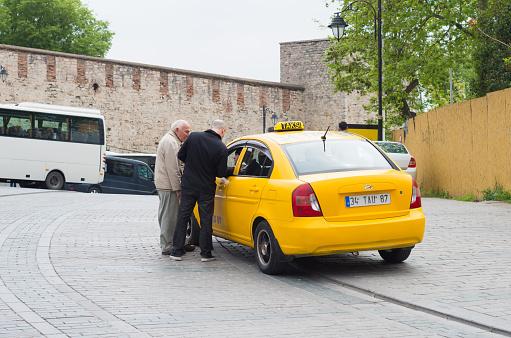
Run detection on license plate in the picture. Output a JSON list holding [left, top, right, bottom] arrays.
[[345, 193, 391, 208]]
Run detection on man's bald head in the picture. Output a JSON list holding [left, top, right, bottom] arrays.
[[211, 119, 227, 139]]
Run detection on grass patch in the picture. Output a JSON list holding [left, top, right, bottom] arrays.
[[422, 188, 451, 199], [482, 184, 511, 203], [418, 184, 511, 203], [453, 194, 478, 202]]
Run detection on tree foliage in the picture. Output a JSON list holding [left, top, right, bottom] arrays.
[[471, 0, 511, 97], [325, 0, 478, 127], [0, 0, 113, 57]]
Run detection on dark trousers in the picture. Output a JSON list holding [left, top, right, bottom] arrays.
[[172, 189, 215, 257]]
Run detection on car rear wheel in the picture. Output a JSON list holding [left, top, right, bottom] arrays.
[[45, 171, 65, 190], [254, 221, 286, 275], [88, 186, 101, 193], [378, 247, 412, 263]]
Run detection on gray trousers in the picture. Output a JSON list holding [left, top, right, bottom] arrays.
[[157, 190, 179, 252]]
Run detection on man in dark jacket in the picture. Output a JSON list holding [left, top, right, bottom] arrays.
[[170, 120, 228, 262]]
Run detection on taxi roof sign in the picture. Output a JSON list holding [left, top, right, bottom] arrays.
[[274, 121, 304, 132]]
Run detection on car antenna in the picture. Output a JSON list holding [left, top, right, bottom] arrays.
[[321, 126, 330, 152]]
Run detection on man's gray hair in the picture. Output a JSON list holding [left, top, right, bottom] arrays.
[[171, 119, 189, 131], [211, 119, 226, 130]]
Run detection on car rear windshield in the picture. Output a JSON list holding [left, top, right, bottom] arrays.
[[283, 139, 394, 175], [375, 142, 408, 154]]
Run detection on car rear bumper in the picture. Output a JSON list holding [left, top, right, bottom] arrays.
[[269, 209, 425, 256]]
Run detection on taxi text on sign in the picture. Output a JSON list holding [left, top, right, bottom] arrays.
[[274, 121, 305, 131]]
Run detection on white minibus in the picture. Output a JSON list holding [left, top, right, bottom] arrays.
[[0, 102, 106, 189]]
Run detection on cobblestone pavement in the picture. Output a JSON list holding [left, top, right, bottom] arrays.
[[300, 198, 511, 335], [0, 187, 508, 337]]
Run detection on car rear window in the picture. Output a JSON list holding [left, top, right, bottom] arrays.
[[375, 142, 408, 154], [283, 139, 394, 175]]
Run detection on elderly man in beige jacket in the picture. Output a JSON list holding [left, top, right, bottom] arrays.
[[155, 119, 191, 255]]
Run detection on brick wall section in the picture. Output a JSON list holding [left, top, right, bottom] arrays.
[[159, 71, 168, 96], [282, 89, 290, 113], [76, 59, 86, 85], [280, 39, 372, 130], [46, 55, 56, 82], [0, 44, 304, 152], [105, 64, 113, 88], [212, 79, 220, 103], [17, 53, 27, 78], [186, 76, 193, 99], [237, 83, 244, 108], [259, 87, 267, 107], [132, 68, 141, 91]]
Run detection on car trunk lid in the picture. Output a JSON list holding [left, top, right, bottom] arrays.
[[386, 153, 412, 170], [300, 169, 412, 222]]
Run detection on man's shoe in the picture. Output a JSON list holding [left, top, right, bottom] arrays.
[[200, 254, 216, 262], [161, 250, 171, 256], [184, 244, 196, 252], [169, 255, 183, 261]]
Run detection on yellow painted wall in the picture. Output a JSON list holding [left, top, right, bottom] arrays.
[[392, 88, 511, 198]]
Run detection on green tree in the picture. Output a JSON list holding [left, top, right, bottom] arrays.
[[325, 0, 477, 127], [471, 0, 511, 97], [0, 0, 113, 57]]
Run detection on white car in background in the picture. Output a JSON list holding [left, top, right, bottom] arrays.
[[375, 141, 416, 180]]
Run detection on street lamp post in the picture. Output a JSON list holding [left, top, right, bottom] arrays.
[[271, 112, 279, 125], [329, 0, 383, 141]]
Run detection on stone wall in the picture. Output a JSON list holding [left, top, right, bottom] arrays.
[[280, 39, 373, 131], [0, 44, 304, 153]]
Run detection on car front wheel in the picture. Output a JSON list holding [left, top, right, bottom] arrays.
[[254, 221, 286, 275], [88, 186, 101, 194], [185, 215, 200, 246], [378, 247, 412, 263]]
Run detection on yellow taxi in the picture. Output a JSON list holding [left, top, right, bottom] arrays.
[[193, 121, 425, 274]]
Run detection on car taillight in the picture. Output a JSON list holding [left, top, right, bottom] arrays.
[[292, 183, 323, 217], [410, 180, 422, 209], [408, 157, 416, 168]]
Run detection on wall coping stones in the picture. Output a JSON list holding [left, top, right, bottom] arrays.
[[0, 43, 305, 91], [280, 38, 329, 45]]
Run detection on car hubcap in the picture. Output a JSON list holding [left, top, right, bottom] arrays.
[[257, 230, 271, 265], [185, 219, 192, 243]]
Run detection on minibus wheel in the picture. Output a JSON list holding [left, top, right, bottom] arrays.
[[378, 247, 412, 263], [45, 171, 65, 190]]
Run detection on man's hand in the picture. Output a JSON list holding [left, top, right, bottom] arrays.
[[176, 190, 181, 201], [219, 177, 229, 186]]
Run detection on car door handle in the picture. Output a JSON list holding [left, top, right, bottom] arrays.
[[249, 186, 260, 193]]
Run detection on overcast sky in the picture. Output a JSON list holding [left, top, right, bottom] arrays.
[[82, 0, 336, 82]]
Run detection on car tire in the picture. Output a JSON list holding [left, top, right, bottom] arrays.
[[185, 215, 200, 246], [378, 247, 412, 263], [45, 171, 65, 190], [88, 186, 101, 194], [254, 220, 286, 275]]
